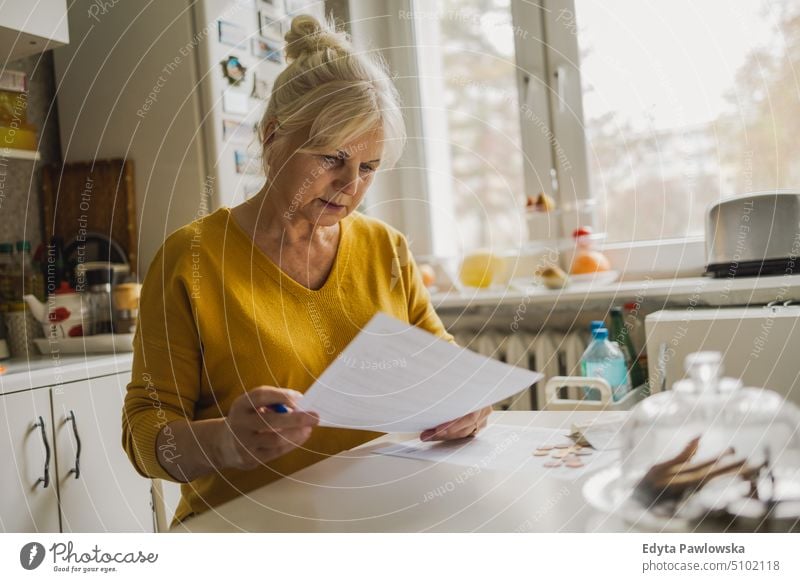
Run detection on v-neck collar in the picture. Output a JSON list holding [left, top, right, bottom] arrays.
[[224, 207, 353, 297]]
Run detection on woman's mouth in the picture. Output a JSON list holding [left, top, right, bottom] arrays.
[[318, 198, 346, 211]]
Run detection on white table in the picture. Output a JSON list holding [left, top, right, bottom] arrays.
[[172, 411, 630, 532]]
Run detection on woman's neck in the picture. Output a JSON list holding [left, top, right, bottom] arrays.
[[238, 187, 335, 248]]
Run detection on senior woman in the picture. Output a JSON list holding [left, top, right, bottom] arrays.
[[122, 15, 490, 525]]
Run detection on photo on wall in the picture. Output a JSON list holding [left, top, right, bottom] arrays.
[[222, 89, 251, 115], [234, 149, 262, 175], [222, 118, 257, 144], [284, 0, 325, 20], [220, 55, 247, 86], [251, 37, 284, 65], [257, 0, 285, 17], [251, 74, 271, 100], [258, 11, 285, 41], [217, 20, 247, 48]]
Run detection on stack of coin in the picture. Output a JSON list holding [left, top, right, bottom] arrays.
[[533, 443, 593, 469]]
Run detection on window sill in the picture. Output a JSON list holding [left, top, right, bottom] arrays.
[[431, 273, 800, 313]]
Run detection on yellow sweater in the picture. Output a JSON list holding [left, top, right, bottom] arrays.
[[122, 207, 452, 524]]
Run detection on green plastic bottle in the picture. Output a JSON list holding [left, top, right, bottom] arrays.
[[609, 306, 645, 389]]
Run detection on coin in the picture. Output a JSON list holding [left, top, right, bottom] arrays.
[[533, 450, 549, 456], [544, 461, 562, 468], [551, 451, 569, 458], [553, 443, 572, 449], [574, 450, 593, 456], [565, 460, 584, 468], [537, 445, 554, 451]]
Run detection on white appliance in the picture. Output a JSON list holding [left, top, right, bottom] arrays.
[[51, 0, 311, 274], [645, 306, 800, 405]]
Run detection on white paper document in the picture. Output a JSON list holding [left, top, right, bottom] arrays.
[[296, 312, 542, 432], [373, 424, 620, 481]]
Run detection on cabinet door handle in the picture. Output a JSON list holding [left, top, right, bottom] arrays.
[[66, 410, 81, 479], [33, 416, 51, 489]]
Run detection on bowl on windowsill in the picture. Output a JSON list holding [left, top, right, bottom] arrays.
[[568, 270, 620, 287]]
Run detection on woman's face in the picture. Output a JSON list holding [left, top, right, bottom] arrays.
[[267, 126, 383, 228]]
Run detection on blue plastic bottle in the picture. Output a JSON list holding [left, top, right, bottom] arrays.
[[580, 328, 631, 401]]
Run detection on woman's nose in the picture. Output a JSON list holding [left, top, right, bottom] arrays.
[[332, 163, 359, 195]]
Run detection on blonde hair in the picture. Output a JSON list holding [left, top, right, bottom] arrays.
[[259, 15, 405, 174]]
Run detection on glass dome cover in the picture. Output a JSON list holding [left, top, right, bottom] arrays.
[[619, 351, 800, 530]]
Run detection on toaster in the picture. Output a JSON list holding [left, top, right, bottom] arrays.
[[705, 190, 800, 278]]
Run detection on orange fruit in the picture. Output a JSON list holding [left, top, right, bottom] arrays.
[[419, 264, 436, 288], [570, 251, 610, 274]]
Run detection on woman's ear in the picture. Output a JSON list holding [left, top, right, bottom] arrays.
[[263, 118, 279, 146], [260, 118, 281, 175]]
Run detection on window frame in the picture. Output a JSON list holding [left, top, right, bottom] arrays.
[[519, 0, 707, 275], [520, 0, 592, 234], [350, 0, 708, 276]]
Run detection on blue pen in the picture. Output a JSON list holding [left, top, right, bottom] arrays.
[[267, 403, 290, 413]]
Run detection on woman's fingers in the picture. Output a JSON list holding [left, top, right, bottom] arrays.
[[234, 386, 302, 413], [252, 426, 313, 456], [218, 386, 320, 470], [471, 407, 491, 436], [476, 413, 489, 432], [252, 409, 319, 432], [229, 386, 318, 432], [231, 407, 314, 432], [271, 426, 314, 449], [235, 424, 313, 461], [421, 416, 473, 441], [420, 407, 492, 441]]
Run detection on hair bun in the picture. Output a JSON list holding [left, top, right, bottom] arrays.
[[284, 14, 348, 62]]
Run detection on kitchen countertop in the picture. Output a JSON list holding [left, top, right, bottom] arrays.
[[0, 352, 133, 394], [172, 411, 629, 533]]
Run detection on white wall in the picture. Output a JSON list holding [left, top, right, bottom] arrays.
[[348, 0, 436, 255], [53, 0, 209, 276]]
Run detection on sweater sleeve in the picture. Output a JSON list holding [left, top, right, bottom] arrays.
[[395, 233, 456, 344], [121, 239, 202, 482]]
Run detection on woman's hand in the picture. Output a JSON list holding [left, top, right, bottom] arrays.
[[214, 386, 320, 471], [420, 406, 492, 442]]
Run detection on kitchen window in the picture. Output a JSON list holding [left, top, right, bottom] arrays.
[[418, 0, 528, 253], [405, 0, 800, 258]]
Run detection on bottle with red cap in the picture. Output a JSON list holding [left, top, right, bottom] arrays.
[[570, 227, 611, 275]]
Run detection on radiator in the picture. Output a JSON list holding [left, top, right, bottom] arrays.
[[453, 330, 588, 410]]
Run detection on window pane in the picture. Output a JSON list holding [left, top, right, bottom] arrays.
[[436, 0, 526, 251], [574, 0, 800, 242]]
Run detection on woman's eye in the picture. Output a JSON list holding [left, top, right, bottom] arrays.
[[317, 154, 376, 174]]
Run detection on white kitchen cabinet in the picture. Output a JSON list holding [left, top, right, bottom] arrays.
[[0, 388, 60, 532], [52, 372, 154, 532], [0, 0, 69, 61], [0, 355, 153, 533]]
